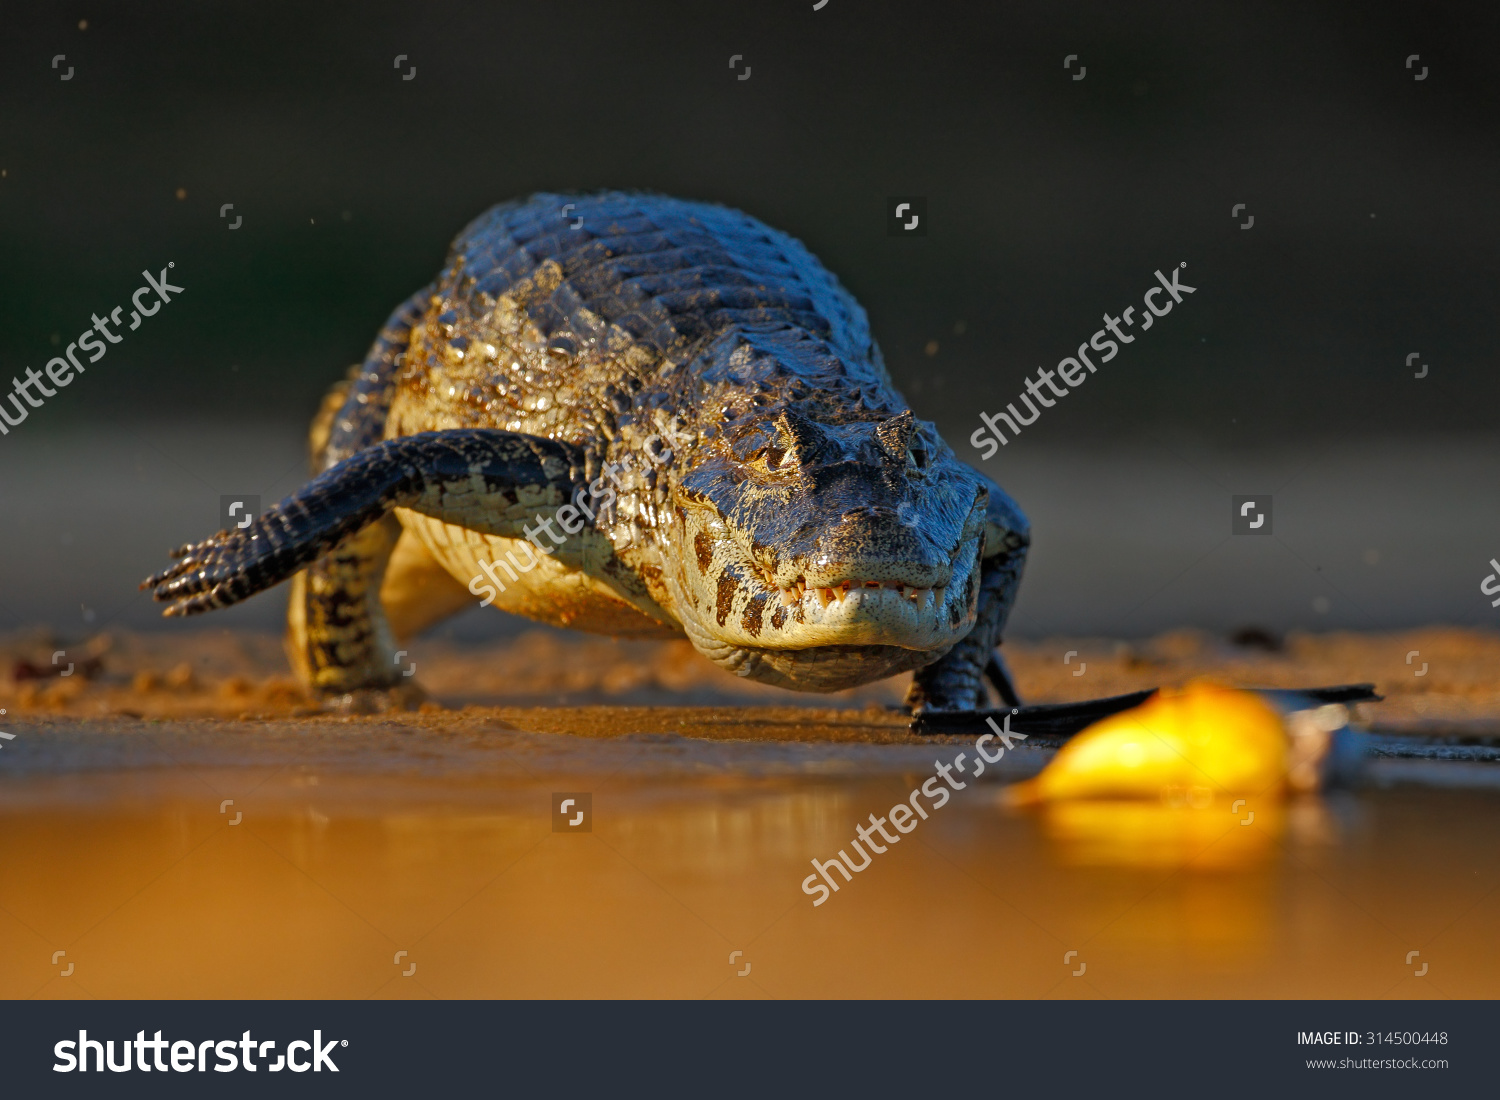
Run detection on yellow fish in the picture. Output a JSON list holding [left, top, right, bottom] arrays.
[[1006, 681, 1290, 805]]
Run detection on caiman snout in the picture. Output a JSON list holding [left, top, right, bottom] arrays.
[[777, 504, 957, 590], [670, 402, 991, 667]]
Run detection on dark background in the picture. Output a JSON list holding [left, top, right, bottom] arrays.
[[1, 0, 1497, 638], [4, 0, 1497, 437]]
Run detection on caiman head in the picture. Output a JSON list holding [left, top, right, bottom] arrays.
[[666, 394, 991, 692]]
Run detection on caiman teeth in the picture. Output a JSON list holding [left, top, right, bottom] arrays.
[[771, 575, 947, 607]]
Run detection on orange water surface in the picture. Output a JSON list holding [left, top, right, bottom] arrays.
[[4, 710, 1499, 999]]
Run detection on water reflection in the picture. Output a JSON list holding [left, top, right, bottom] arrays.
[[1025, 796, 1344, 869], [3, 742, 1496, 999], [1030, 800, 1285, 869]]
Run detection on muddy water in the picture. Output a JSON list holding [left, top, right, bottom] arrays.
[[4, 710, 1500, 1000]]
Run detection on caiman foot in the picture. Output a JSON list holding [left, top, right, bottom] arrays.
[[905, 645, 1022, 719], [321, 681, 429, 715]]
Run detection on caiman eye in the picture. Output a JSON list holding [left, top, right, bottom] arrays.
[[730, 408, 829, 471]]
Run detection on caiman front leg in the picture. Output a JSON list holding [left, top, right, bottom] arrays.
[[143, 429, 589, 694], [905, 473, 1029, 717]]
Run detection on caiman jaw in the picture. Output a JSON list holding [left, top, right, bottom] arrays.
[[744, 539, 979, 650], [762, 572, 946, 609], [762, 575, 972, 645], [671, 495, 987, 660], [761, 572, 958, 633], [664, 397, 994, 689], [668, 522, 985, 693]]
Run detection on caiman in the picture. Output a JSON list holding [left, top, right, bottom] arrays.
[[144, 192, 1030, 717]]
